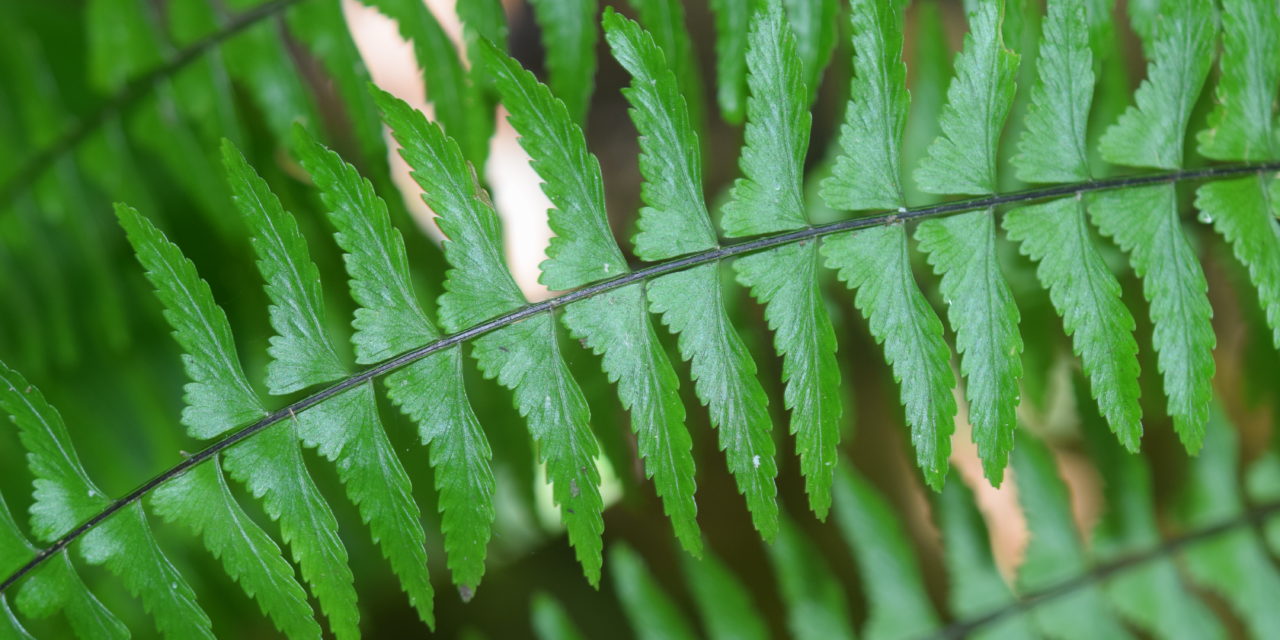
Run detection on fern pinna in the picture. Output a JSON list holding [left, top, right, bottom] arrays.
[[2, 0, 1280, 637]]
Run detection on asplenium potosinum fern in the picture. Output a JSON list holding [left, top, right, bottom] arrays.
[[2, 0, 1280, 637]]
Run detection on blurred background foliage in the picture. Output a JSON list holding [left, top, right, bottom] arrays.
[[1, 0, 1278, 637]]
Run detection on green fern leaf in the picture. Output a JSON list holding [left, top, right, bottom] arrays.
[[150, 461, 321, 640], [118, 202, 359, 638], [824, 226, 956, 485], [0, 358, 213, 639], [913, 0, 1019, 196], [609, 545, 698, 640], [222, 141, 347, 393], [476, 41, 628, 291], [530, 592, 587, 640], [1081, 397, 1224, 639], [1092, 0, 1216, 451], [913, 0, 1022, 483], [832, 464, 940, 639], [0, 492, 127, 639], [781, 0, 839, 104], [679, 551, 768, 640], [1177, 406, 1280, 637], [706, 0, 756, 124], [766, 515, 854, 640], [1197, 0, 1278, 162], [527, 0, 598, 127], [360, 0, 489, 166], [722, 0, 811, 238], [722, 0, 840, 518], [291, 127, 495, 597], [1012, 0, 1092, 183], [820, 0, 908, 211], [916, 209, 1021, 483], [1005, 0, 1142, 449], [938, 477, 1035, 639], [377, 90, 605, 586], [819, 0, 955, 486], [605, 10, 778, 538], [114, 205, 263, 440], [475, 44, 701, 548], [625, 0, 706, 141], [1195, 0, 1280, 349], [1003, 200, 1142, 447], [1012, 435, 1132, 639]]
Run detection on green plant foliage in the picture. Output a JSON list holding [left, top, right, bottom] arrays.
[[4, 0, 1280, 637], [914, 0, 1023, 484]]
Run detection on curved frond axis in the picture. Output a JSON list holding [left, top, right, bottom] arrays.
[[1, 161, 1277, 596]]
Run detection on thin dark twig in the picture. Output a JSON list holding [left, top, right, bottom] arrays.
[[2, 161, 1277, 599], [925, 498, 1280, 639], [0, 0, 308, 207]]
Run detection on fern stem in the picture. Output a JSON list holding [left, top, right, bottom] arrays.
[[0, 0, 308, 207], [2, 161, 1277, 597], [925, 497, 1280, 639]]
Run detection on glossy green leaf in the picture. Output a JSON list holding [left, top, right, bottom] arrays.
[[603, 9, 718, 261], [379, 90, 605, 585], [527, 0, 598, 126], [1012, 435, 1132, 639], [914, 0, 1020, 196], [1004, 198, 1142, 448], [916, 210, 1021, 484], [0, 358, 213, 639], [781, 0, 839, 104], [1014, 0, 1093, 183], [477, 40, 627, 290], [832, 464, 940, 639], [0, 491, 127, 639], [1197, 0, 1278, 162], [820, 0, 909, 211], [609, 545, 697, 640], [292, 127, 495, 595]]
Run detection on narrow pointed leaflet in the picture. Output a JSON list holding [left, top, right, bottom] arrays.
[[479, 36, 702, 554], [605, 8, 779, 539], [721, 0, 841, 518], [821, 0, 955, 487], [376, 89, 606, 585], [292, 125, 495, 600], [1091, 0, 1216, 450], [913, 0, 1023, 484], [1004, 0, 1142, 449]]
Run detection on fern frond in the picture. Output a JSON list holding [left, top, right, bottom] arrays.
[[605, 9, 779, 538], [706, 0, 755, 124], [377, 90, 606, 586], [1004, 0, 1142, 449], [1012, 435, 1131, 638], [117, 202, 358, 637], [722, 0, 841, 518], [478, 38, 701, 553], [832, 464, 939, 639], [291, 126, 495, 599], [625, 0, 706, 141], [820, 0, 955, 487], [0, 358, 213, 639], [150, 461, 321, 640], [913, 0, 1023, 483], [780, 0, 839, 104], [530, 592, 587, 640], [609, 545, 698, 640], [1177, 406, 1280, 636], [679, 550, 768, 640], [1194, 0, 1280, 349], [527, 0, 598, 127], [1091, 0, 1217, 449], [0, 492, 127, 639], [767, 515, 855, 640]]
